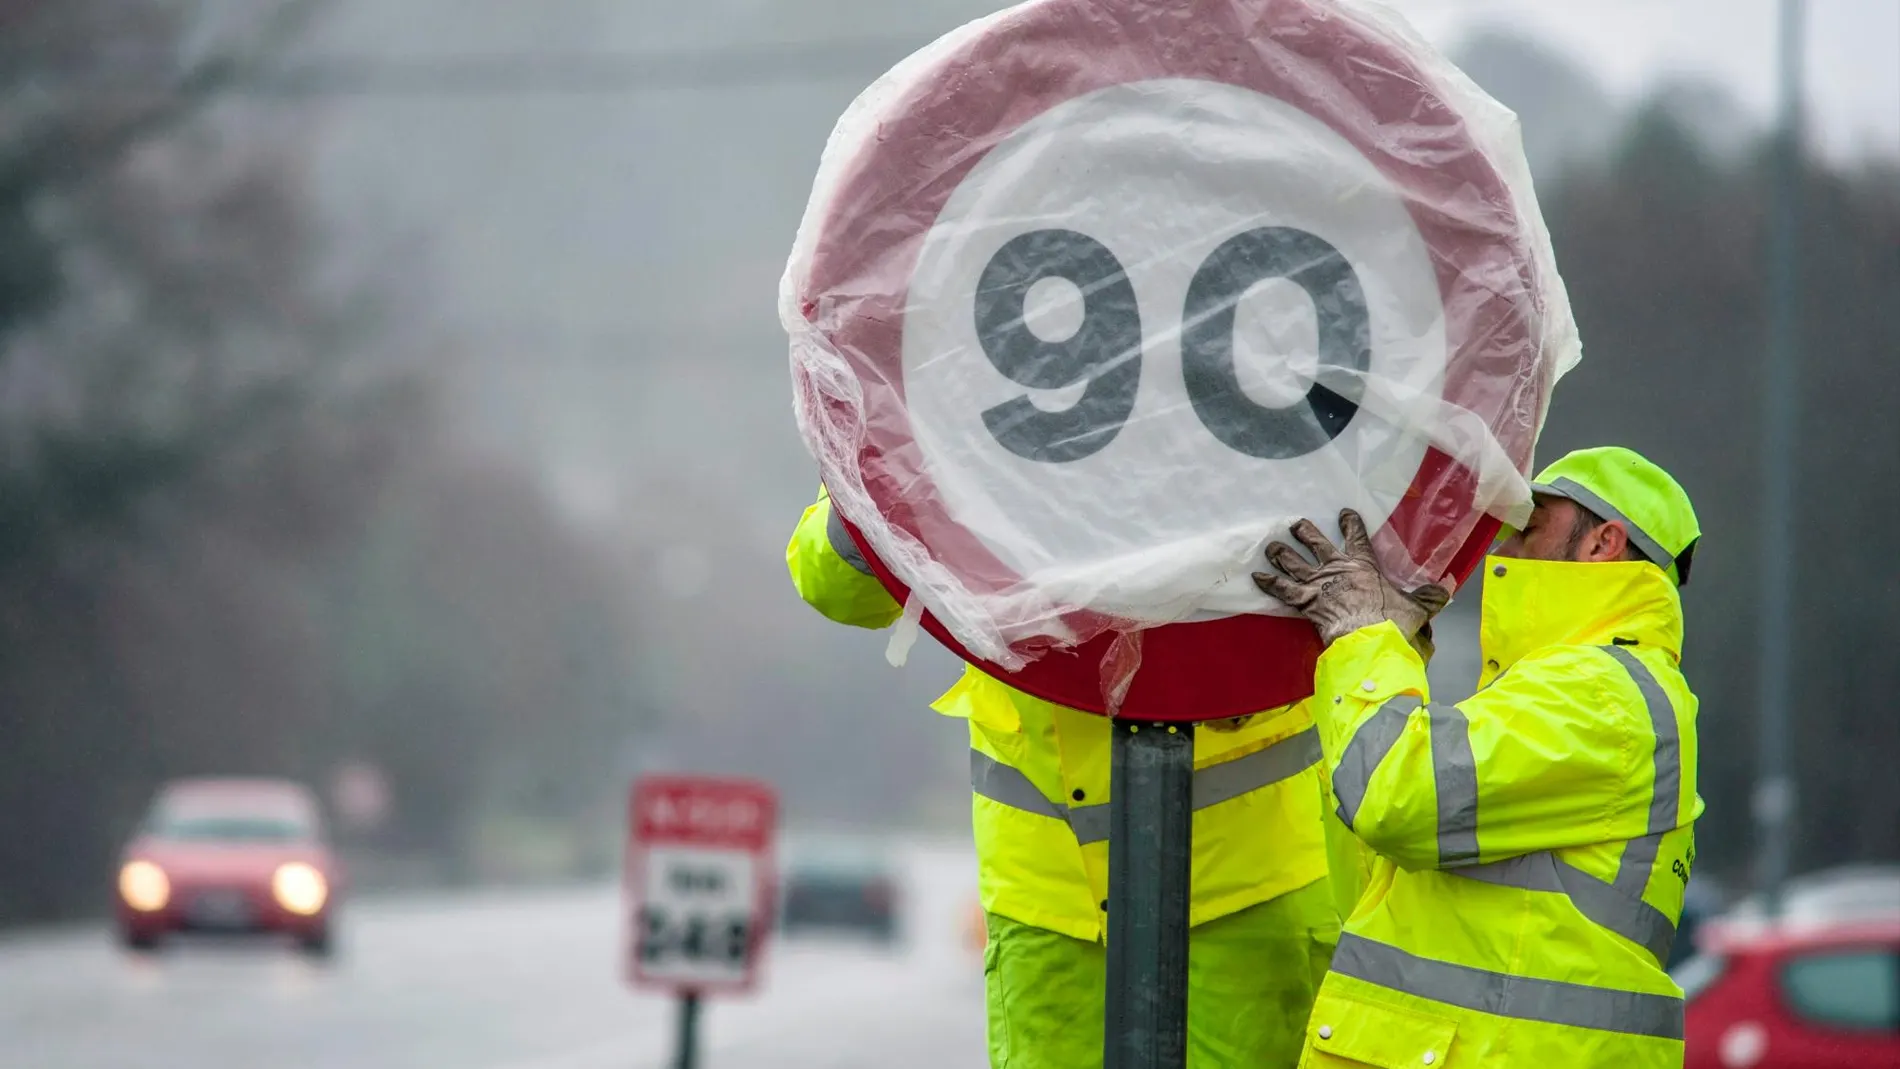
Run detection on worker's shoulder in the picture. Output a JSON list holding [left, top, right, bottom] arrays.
[[1491, 643, 1664, 722], [1506, 641, 1625, 672]]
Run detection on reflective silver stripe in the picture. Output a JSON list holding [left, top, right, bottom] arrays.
[[1443, 646, 1687, 965], [1615, 830, 1667, 900], [1456, 852, 1678, 966], [1335, 697, 1416, 830], [1193, 728, 1323, 810], [1069, 804, 1110, 846], [969, 750, 1063, 821], [969, 728, 1322, 847], [1330, 934, 1685, 1040], [1430, 704, 1480, 867], [1601, 646, 1681, 897], [1532, 477, 1674, 570], [825, 501, 874, 576]]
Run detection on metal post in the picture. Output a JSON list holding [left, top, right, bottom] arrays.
[[1105, 721, 1194, 1069], [674, 990, 701, 1069], [1755, 0, 1805, 918]]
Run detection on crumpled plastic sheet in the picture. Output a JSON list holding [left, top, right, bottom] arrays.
[[782, 0, 1579, 672]]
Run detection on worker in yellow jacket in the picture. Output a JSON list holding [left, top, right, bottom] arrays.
[[1256, 446, 1702, 1068], [788, 485, 1340, 1068]]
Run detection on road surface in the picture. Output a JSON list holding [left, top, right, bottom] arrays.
[[0, 841, 985, 1069]]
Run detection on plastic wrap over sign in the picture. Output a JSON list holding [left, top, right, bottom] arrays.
[[782, 0, 1580, 686]]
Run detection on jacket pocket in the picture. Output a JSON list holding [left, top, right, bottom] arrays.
[[1302, 991, 1459, 1068]]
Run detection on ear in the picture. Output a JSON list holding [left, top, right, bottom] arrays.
[[1584, 520, 1632, 563]]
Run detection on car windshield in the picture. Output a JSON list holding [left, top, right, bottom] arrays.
[[791, 852, 887, 876], [1780, 949, 1900, 1031], [147, 814, 312, 843], [783, 838, 892, 878]]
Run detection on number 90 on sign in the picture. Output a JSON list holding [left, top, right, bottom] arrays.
[[899, 79, 1447, 606], [976, 225, 1368, 464]]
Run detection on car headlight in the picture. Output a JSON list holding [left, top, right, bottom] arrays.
[[118, 860, 170, 912], [271, 862, 329, 916]]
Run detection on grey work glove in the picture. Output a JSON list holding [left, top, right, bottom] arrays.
[[1252, 509, 1451, 647]]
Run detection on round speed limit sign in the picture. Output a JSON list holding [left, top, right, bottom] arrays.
[[784, 0, 1576, 719]]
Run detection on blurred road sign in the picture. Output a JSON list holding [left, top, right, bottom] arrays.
[[790, 0, 1559, 722], [626, 776, 778, 994]]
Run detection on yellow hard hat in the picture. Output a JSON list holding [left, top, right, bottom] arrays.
[[1530, 446, 1701, 586]]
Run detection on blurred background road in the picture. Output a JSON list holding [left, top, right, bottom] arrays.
[[0, 842, 982, 1069]]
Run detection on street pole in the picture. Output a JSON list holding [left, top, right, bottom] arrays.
[[674, 990, 701, 1069], [1755, 0, 1805, 918], [1104, 721, 1194, 1069]]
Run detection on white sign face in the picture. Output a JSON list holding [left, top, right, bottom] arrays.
[[633, 845, 762, 989], [903, 78, 1446, 621]]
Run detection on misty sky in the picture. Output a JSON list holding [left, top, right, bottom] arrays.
[[1401, 0, 1897, 158], [304, 0, 1899, 566]]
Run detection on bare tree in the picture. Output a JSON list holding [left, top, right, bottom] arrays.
[[0, 0, 429, 924]]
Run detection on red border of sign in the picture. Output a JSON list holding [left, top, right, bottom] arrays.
[[797, 0, 1545, 720], [625, 776, 779, 996], [839, 510, 1498, 722]]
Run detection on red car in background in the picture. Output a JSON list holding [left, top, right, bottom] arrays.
[[1680, 916, 1900, 1068], [115, 777, 342, 957]]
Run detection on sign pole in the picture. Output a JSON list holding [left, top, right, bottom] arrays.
[[1105, 721, 1195, 1069], [1754, 0, 1805, 920], [674, 990, 701, 1069]]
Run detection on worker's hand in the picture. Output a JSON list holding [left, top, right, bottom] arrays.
[[1252, 509, 1451, 647]]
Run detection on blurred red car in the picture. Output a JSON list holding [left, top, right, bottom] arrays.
[[1680, 916, 1899, 1068], [115, 777, 342, 957]]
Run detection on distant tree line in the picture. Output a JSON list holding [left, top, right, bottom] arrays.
[[0, 1, 647, 927], [1527, 100, 1900, 883]]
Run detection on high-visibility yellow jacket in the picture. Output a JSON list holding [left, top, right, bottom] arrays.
[[788, 486, 1332, 941], [1300, 556, 1702, 1068]]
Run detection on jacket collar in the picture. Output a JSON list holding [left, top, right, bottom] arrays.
[[1476, 555, 1684, 688]]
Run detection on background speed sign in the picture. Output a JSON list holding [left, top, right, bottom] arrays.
[[626, 776, 777, 994], [783, 0, 1579, 718]]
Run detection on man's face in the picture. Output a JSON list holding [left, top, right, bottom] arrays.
[[1494, 496, 1619, 563]]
